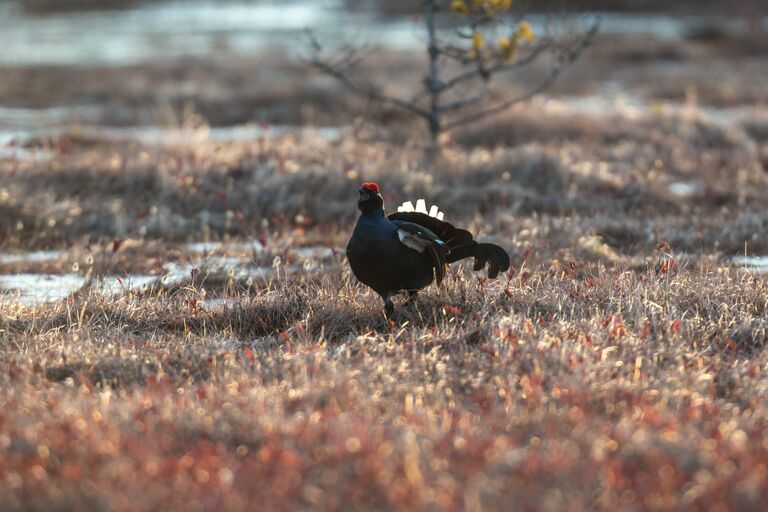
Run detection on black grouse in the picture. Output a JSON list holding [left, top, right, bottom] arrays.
[[346, 182, 511, 318]]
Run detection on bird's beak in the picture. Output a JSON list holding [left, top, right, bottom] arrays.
[[358, 189, 370, 201]]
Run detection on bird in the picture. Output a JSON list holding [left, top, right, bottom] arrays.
[[346, 182, 511, 318]]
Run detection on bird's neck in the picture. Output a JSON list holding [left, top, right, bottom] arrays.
[[359, 208, 386, 220]]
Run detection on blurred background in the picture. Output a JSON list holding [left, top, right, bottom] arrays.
[[2, 0, 766, 141], [1, 0, 766, 264]]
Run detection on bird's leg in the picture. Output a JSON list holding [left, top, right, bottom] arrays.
[[402, 290, 420, 310], [383, 295, 395, 320]]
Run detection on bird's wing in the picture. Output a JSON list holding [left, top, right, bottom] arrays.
[[392, 221, 448, 253], [392, 221, 450, 285], [388, 212, 475, 252]]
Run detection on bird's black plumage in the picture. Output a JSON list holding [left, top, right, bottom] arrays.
[[346, 183, 511, 318]]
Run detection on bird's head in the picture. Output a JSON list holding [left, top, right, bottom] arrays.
[[358, 182, 383, 213]]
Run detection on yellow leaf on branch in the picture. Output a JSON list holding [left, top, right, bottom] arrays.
[[472, 32, 485, 50], [498, 36, 518, 61], [519, 20, 536, 43], [451, 0, 468, 15]]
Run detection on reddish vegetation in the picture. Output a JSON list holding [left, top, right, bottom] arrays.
[[1, 254, 768, 509]]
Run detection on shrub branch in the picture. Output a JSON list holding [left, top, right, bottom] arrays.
[[308, 1, 598, 152]]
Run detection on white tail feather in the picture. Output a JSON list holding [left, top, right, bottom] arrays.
[[396, 199, 445, 220], [397, 201, 415, 213]]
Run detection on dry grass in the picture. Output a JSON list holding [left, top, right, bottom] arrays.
[[2, 250, 768, 510], [2, 126, 768, 508]]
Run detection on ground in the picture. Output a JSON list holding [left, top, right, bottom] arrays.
[[1, 6, 768, 511]]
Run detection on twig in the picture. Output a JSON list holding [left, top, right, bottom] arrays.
[[437, 41, 552, 93], [308, 57, 429, 118], [438, 90, 490, 113], [306, 28, 430, 120]]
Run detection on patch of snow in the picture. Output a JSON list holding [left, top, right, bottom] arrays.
[[160, 259, 274, 286], [668, 182, 700, 198], [0, 273, 85, 305], [291, 247, 336, 260], [733, 256, 768, 273], [77, 124, 343, 146], [204, 297, 240, 310], [0, 250, 65, 265], [96, 275, 158, 295], [185, 240, 265, 255]]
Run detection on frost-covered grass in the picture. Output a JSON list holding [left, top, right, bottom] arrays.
[[1, 117, 768, 508], [2, 246, 768, 510]]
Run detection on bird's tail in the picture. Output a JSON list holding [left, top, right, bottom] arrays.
[[387, 209, 510, 279], [448, 242, 510, 279], [472, 243, 511, 278]]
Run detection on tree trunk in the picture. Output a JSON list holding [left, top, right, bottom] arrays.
[[424, 0, 441, 162]]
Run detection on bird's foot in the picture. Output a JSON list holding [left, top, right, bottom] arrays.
[[384, 297, 395, 320], [372, 317, 395, 331]]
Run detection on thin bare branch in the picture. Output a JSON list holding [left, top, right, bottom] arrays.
[[308, 57, 430, 118], [437, 40, 552, 93], [443, 21, 598, 131], [331, 45, 371, 71], [305, 30, 429, 119], [438, 90, 490, 113]]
